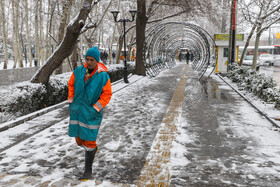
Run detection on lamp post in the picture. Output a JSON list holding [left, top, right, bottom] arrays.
[[111, 9, 137, 83]]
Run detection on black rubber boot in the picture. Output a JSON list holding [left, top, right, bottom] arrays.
[[80, 147, 98, 181]]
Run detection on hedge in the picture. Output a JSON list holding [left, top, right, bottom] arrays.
[[226, 65, 280, 108], [0, 63, 134, 123]]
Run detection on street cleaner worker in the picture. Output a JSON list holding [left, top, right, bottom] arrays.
[[67, 46, 112, 181]]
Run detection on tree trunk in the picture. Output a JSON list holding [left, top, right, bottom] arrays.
[[55, 0, 72, 74], [12, 0, 18, 68], [39, 0, 43, 66], [25, 0, 33, 67], [252, 24, 261, 71], [16, 1, 23, 68], [239, 23, 257, 66], [109, 26, 117, 64], [109, 0, 120, 64], [47, 1, 56, 59], [35, 0, 40, 66], [71, 44, 78, 70], [0, 0, 8, 69], [135, 0, 147, 76], [31, 0, 95, 84], [116, 35, 123, 64], [43, 0, 50, 62], [127, 29, 135, 61]]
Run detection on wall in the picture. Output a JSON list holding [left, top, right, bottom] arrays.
[[0, 64, 71, 86]]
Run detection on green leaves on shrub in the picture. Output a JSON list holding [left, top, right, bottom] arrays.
[[227, 65, 280, 107]]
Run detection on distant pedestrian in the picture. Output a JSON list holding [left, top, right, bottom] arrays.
[[190, 52, 194, 62], [34, 59, 38, 67], [112, 52, 116, 60], [67, 46, 112, 181], [186, 51, 190, 64], [100, 52, 104, 63], [103, 51, 108, 64], [179, 52, 182, 62]]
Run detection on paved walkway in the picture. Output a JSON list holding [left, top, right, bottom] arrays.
[[1, 63, 280, 186], [138, 64, 189, 186]]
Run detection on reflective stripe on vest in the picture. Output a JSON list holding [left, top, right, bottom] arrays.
[[69, 120, 100, 130], [95, 101, 103, 110]]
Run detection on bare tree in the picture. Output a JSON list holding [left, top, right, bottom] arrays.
[[221, 0, 230, 33], [252, 0, 280, 70], [135, 0, 148, 75], [12, 0, 23, 68], [239, 0, 280, 70], [83, 0, 113, 48], [0, 0, 8, 69], [109, 0, 121, 64], [25, 0, 33, 67], [31, 0, 100, 84]]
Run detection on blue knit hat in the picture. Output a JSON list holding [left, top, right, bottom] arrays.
[[85, 47, 100, 62]]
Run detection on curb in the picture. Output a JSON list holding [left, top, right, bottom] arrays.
[[216, 73, 280, 128], [0, 101, 67, 132]]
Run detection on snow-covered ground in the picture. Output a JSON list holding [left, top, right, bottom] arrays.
[[0, 63, 280, 186], [0, 59, 36, 69], [0, 68, 178, 186]]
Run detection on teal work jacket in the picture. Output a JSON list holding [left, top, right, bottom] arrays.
[[68, 63, 112, 141]]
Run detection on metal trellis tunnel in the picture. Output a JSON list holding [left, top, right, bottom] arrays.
[[143, 21, 217, 79]]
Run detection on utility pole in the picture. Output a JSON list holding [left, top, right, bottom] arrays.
[[228, 0, 237, 71]]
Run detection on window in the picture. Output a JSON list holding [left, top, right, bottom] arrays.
[[223, 48, 229, 57]]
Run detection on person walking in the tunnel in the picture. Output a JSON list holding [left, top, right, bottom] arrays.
[[179, 52, 182, 62], [67, 46, 112, 181], [190, 52, 194, 62], [186, 51, 190, 64], [112, 52, 116, 60]]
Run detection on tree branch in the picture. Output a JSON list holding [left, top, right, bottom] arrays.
[[147, 11, 186, 24], [260, 3, 280, 20], [259, 16, 280, 34], [147, 0, 164, 19]]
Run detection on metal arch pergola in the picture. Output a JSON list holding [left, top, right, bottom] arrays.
[[143, 21, 217, 79]]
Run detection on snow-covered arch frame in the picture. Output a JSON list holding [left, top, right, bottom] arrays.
[[143, 21, 217, 79]]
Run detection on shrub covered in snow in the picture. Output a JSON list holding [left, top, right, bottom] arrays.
[[0, 63, 135, 123], [227, 65, 280, 108], [0, 73, 71, 123]]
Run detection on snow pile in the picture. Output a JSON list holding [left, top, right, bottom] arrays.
[[227, 65, 280, 108]]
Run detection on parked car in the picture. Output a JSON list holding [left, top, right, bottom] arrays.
[[259, 54, 274, 66], [242, 55, 260, 69]]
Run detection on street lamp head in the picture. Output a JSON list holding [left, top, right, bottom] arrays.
[[111, 10, 119, 21], [129, 9, 137, 20]]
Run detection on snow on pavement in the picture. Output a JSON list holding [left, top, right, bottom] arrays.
[[0, 65, 184, 186], [1, 63, 280, 186]]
